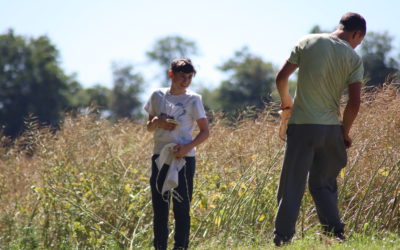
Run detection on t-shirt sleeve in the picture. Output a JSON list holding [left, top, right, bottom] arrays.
[[347, 56, 364, 85], [191, 96, 207, 121], [144, 92, 157, 116], [288, 44, 300, 65]]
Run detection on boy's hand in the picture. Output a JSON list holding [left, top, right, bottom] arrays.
[[173, 144, 192, 159], [156, 115, 177, 131]]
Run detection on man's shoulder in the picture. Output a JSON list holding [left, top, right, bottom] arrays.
[[304, 33, 327, 39], [329, 38, 361, 61], [298, 33, 328, 43]]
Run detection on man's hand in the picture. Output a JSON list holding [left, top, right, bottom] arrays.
[[343, 133, 352, 148], [280, 96, 294, 110], [173, 144, 192, 159]]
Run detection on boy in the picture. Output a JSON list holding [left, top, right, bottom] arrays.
[[145, 58, 209, 250]]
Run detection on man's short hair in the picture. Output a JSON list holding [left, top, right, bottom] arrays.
[[170, 58, 196, 75], [338, 12, 367, 35]]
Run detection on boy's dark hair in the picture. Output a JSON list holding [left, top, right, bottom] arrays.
[[170, 58, 196, 75], [338, 12, 367, 35]]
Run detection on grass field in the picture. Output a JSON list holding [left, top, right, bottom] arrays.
[[0, 86, 399, 249], [196, 232, 400, 249]]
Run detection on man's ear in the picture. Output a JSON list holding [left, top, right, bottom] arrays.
[[352, 30, 363, 39], [168, 71, 173, 79], [358, 31, 365, 39]]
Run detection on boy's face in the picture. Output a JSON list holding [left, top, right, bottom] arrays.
[[169, 71, 194, 90]]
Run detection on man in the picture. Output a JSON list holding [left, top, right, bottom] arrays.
[[145, 58, 209, 250], [273, 12, 366, 246]]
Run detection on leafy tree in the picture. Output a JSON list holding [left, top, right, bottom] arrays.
[[146, 36, 198, 86], [309, 25, 333, 34], [215, 47, 276, 115], [0, 29, 76, 137], [67, 83, 111, 117], [109, 63, 143, 121], [63, 79, 88, 109], [85, 85, 110, 111], [198, 87, 221, 112], [360, 31, 399, 86]]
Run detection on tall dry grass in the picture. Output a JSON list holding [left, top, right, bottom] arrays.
[[0, 86, 399, 248]]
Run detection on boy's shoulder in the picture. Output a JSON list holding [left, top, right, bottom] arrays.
[[153, 88, 168, 95], [148, 88, 168, 98], [185, 89, 202, 99]]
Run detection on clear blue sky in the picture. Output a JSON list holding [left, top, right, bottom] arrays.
[[1, 0, 399, 96]]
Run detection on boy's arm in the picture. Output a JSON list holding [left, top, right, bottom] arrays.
[[173, 118, 209, 158], [342, 82, 361, 148], [146, 115, 177, 132], [276, 61, 298, 110], [146, 115, 158, 132]]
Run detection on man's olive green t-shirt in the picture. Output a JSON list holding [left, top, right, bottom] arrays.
[[288, 33, 364, 125]]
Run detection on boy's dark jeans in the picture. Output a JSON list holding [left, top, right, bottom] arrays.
[[150, 154, 195, 250]]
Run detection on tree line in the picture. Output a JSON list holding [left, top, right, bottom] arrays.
[[0, 28, 399, 137]]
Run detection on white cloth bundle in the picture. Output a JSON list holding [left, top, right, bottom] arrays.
[[156, 143, 186, 197]]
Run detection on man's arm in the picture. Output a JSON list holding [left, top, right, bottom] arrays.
[[173, 118, 209, 158], [276, 61, 298, 109], [342, 82, 362, 148]]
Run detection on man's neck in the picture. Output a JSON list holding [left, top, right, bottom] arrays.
[[331, 29, 351, 43]]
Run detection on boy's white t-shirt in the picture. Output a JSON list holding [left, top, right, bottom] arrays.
[[144, 88, 207, 157]]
